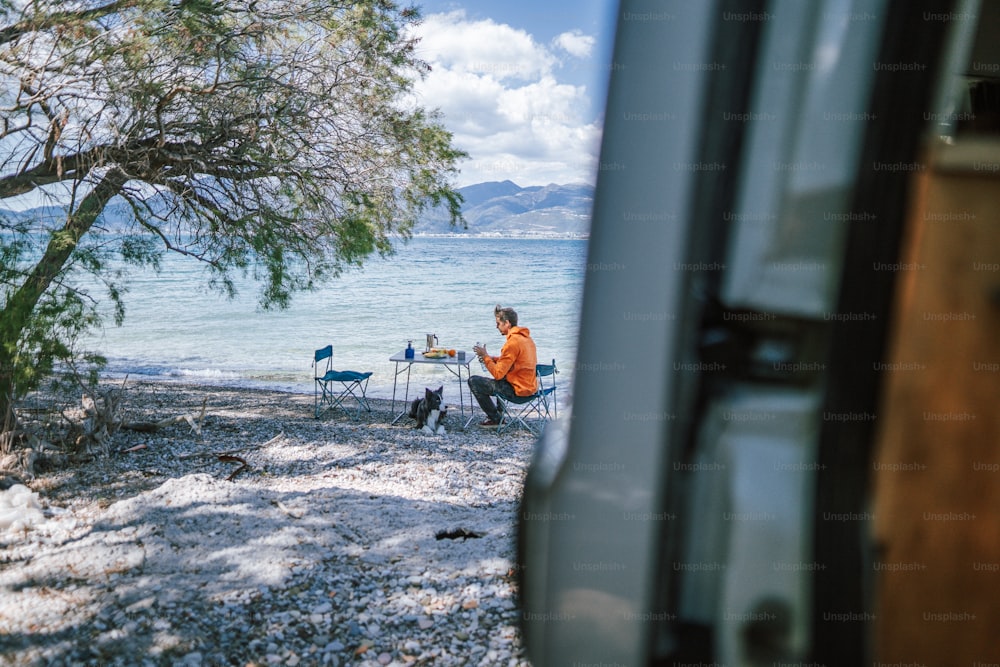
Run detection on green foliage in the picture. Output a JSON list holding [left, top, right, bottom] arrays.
[[1, 220, 110, 407], [0, 0, 466, 421]]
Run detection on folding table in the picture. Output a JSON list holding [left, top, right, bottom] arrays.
[[389, 350, 476, 427]]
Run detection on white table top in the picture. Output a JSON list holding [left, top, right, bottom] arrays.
[[390, 349, 473, 366]]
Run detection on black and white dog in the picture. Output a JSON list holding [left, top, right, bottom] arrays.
[[409, 386, 447, 435]]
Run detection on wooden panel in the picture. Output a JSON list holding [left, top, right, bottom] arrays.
[[872, 141, 1000, 664]]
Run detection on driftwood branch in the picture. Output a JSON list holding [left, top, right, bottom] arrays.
[[0, 430, 26, 456], [178, 432, 285, 480], [0, 448, 36, 482], [218, 454, 248, 482], [177, 432, 285, 460], [62, 385, 126, 454], [120, 398, 208, 436], [271, 499, 305, 519], [191, 453, 248, 481]]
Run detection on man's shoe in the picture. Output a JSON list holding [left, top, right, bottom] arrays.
[[479, 418, 500, 428]]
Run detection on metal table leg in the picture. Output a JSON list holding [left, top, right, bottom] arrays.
[[390, 361, 412, 425]]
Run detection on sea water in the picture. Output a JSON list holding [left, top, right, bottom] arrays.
[[86, 236, 587, 407]]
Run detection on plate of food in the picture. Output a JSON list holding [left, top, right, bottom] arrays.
[[422, 348, 456, 359]]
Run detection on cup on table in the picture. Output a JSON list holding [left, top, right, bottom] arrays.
[[458, 350, 466, 361]]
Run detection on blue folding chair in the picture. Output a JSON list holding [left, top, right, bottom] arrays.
[[495, 359, 558, 435], [313, 345, 373, 419]]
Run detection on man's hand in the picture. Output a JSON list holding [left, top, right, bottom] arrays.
[[473, 344, 488, 359]]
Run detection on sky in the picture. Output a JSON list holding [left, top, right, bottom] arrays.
[[408, 0, 619, 188]]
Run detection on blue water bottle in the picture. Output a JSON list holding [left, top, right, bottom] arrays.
[[405, 340, 414, 359]]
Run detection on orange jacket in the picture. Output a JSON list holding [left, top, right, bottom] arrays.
[[484, 326, 538, 396]]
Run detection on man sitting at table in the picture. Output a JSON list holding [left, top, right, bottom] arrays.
[[469, 305, 538, 428]]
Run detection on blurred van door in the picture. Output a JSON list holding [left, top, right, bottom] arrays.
[[518, 0, 986, 665]]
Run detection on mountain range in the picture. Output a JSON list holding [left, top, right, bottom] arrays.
[[416, 180, 593, 238], [1, 181, 594, 238]]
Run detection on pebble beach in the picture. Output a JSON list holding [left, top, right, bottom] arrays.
[[0, 381, 543, 666]]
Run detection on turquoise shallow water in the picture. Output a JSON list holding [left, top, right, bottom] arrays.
[[85, 236, 587, 407]]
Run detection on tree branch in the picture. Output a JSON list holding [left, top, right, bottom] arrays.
[[0, 1, 141, 47]]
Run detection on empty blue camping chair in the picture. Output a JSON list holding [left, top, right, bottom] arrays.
[[313, 345, 373, 419], [495, 359, 558, 435]]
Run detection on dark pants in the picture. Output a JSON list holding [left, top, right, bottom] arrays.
[[468, 375, 518, 422]]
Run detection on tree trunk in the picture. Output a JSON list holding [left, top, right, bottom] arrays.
[[0, 168, 126, 425]]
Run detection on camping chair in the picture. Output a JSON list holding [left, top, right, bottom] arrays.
[[495, 359, 558, 435], [313, 345, 373, 419]]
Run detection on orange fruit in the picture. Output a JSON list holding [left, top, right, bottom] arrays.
[[448, 349, 456, 357]]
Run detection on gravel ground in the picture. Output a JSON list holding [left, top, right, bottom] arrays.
[[0, 381, 541, 666]]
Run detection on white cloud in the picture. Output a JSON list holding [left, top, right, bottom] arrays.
[[408, 11, 603, 186], [553, 30, 595, 58], [416, 11, 555, 82]]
